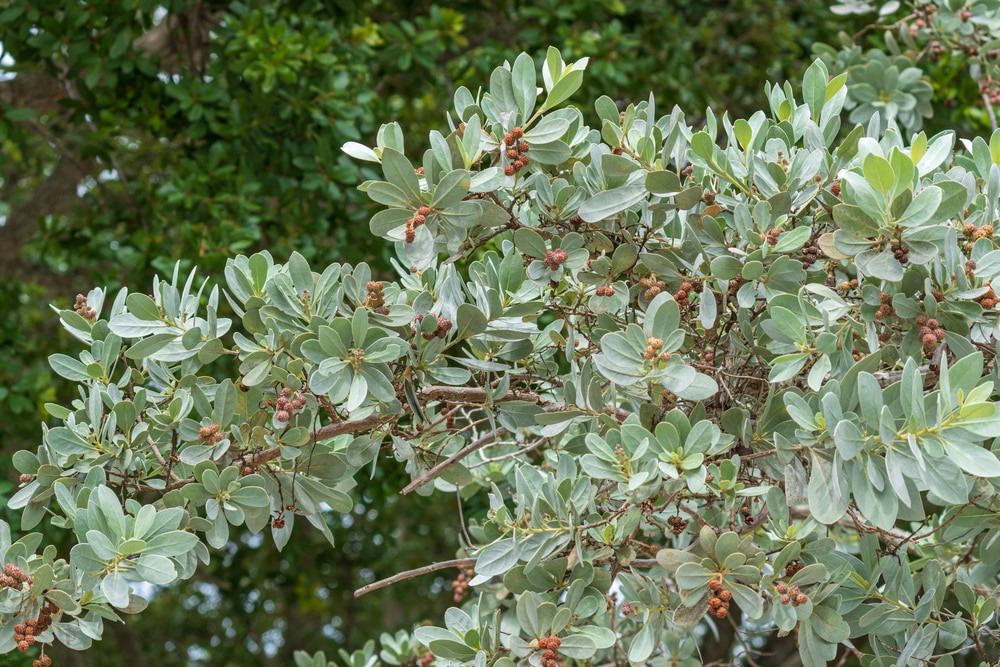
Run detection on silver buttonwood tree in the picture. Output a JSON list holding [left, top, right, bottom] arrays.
[[5, 47, 1000, 667]]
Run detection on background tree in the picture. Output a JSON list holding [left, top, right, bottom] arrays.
[[6, 1, 1000, 666]]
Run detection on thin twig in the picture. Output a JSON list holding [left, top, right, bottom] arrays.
[[354, 558, 476, 598], [467, 437, 547, 468], [984, 92, 999, 133], [149, 413, 396, 493], [418, 386, 538, 404], [149, 438, 182, 483], [457, 491, 474, 548]]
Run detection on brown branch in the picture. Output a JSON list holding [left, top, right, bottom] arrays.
[[417, 386, 539, 404], [132, 8, 222, 74], [149, 438, 182, 483], [788, 505, 919, 554], [984, 92, 999, 133], [148, 385, 560, 493], [0, 71, 67, 113], [154, 413, 397, 492], [399, 389, 628, 494], [0, 156, 93, 289], [871, 364, 937, 389], [400, 427, 507, 495], [356, 553, 668, 599], [354, 557, 476, 598]]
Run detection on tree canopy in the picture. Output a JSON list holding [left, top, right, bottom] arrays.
[[7, 2, 1000, 667]]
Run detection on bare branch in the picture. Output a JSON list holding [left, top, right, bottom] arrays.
[[354, 558, 476, 598], [149, 438, 182, 483], [400, 427, 507, 496], [417, 386, 539, 404]]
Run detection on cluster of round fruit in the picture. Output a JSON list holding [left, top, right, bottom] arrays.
[[976, 282, 997, 309], [73, 293, 97, 322], [638, 276, 667, 300], [800, 242, 821, 268], [874, 292, 896, 321], [708, 580, 733, 618], [838, 278, 859, 293], [0, 562, 31, 590], [964, 222, 993, 240], [274, 387, 308, 423], [198, 423, 224, 444], [413, 314, 454, 340], [761, 228, 782, 246], [980, 79, 1000, 105], [535, 636, 562, 667], [891, 242, 910, 264], [543, 249, 568, 271], [451, 567, 474, 603], [365, 281, 390, 316], [642, 337, 670, 364], [673, 280, 697, 307], [503, 127, 530, 176], [666, 514, 688, 535], [405, 206, 433, 244], [13, 600, 57, 658], [594, 286, 614, 297], [775, 582, 809, 606], [961, 223, 994, 252], [915, 315, 946, 357]]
